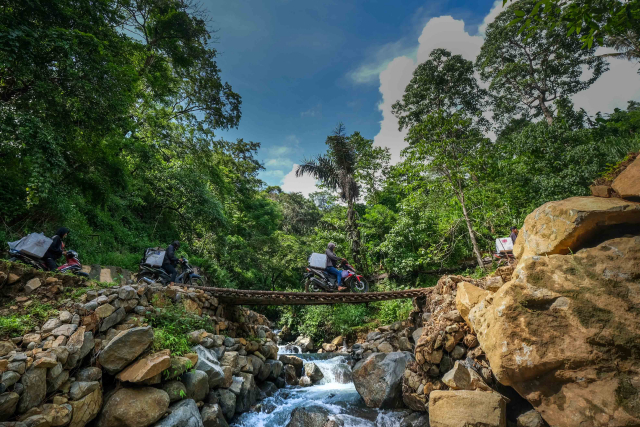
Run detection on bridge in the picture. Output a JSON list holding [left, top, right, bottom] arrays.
[[189, 285, 431, 305]]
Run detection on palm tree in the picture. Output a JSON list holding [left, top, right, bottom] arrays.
[[296, 124, 364, 268]]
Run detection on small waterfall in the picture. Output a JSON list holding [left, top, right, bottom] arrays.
[[278, 344, 303, 354]]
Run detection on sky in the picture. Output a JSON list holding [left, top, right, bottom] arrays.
[[205, 0, 640, 196]]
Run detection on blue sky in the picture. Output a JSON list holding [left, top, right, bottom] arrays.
[[206, 0, 640, 195]]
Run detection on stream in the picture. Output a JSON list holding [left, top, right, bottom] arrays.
[[230, 348, 413, 427]]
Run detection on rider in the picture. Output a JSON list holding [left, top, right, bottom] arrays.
[[162, 240, 181, 284], [510, 226, 519, 244], [43, 227, 69, 271], [325, 242, 347, 292]]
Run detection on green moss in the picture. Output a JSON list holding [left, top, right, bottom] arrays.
[[616, 376, 640, 417]]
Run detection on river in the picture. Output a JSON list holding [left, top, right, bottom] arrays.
[[230, 348, 414, 427]]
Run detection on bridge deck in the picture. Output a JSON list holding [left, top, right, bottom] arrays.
[[189, 285, 431, 305]]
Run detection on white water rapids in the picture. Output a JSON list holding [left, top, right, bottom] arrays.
[[230, 350, 410, 427]]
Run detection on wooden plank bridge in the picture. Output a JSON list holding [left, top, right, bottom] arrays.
[[188, 285, 431, 305]]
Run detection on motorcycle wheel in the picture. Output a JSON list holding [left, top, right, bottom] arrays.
[[350, 278, 369, 293], [136, 272, 156, 285], [74, 272, 90, 278]]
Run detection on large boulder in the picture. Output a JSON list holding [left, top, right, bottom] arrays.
[[200, 404, 228, 427], [235, 373, 258, 414], [181, 370, 209, 402], [153, 399, 203, 427], [352, 352, 413, 409], [96, 387, 169, 427], [513, 196, 640, 260], [97, 327, 154, 374], [612, 155, 640, 199], [286, 407, 332, 427], [69, 388, 102, 427], [17, 368, 46, 414], [193, 346, 225, 389], [212, 390, 235, 421], [116, 350, 171, 383], [429, 390, 506, 427], [455, 282, 491, 328], [303, 362, 324, 383], [469, 234, 640, 426]]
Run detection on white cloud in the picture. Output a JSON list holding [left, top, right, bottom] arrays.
[[301, 104, 322, 118], [281, 164, 319, 197], [370, 0, 640, 164]]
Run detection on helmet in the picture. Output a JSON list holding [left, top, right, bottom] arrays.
[[172, 240, 180, 249]]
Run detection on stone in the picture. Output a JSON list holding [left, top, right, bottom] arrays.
[[352, 352, 413, 409], [591, 184, 613, 198], [517, 410, 545, 427], [96, 387, 169, 427], [213, 389, 236, 420], [99, 307, 126, 332], [219, 352, 239, 372], [298, 376, 312, 387], [8, 363, 25, 375], [411, 328, 423, 345], [97, 326, 153, 374], [295, 336, 314, 352], [17, 368, 46, 414], [303, 362, 324, 383], [278, 355, 302, 377], [469, 233, 640, 427], [2, 372, 20, 388], [235, 373, 257, 413], [153, 399, 203, 427], [429, 390, 506, 427], [455, 282, 491, 328], [22, 335, 41, 346], [513, 196, 640, 260], [46, 371, 69, 394], [69, 388, 102, 427], [612, 155, 640, 199], [283, 365, 297, 386], [485, 276, 504, 292], [0, 393, 19, 421], [94, 304, 115, 319], [258, 381, 278, 398], [201, 403, 228, 427], [188, 330, 209, 345], [117, 286, 136, 300], [20, 414, 48, 427], [451, 345, 466, 360], [265, 360, 283, 381], [69, 381, 99, 401], [41, 319, 61, 334], [116, 350, 171, 383], [193, 346, 225, 389], [75, 367, 102, 382], [0, 343, 16, 358], [32, 358, 57, 369], [24, 279, 41, 294], [321, 343, 337, 352], [64, 332, 93, 370], [162, 381, 187, 403], [463, 334, 478, 348], [30, 403, 72, 427], [377, 342, 393, 353], [164, 357, 193, 381], [286, 407, 332, 427], [441, 362, 491, 392], [181, 370, 209, 402], [58, 312, 72, 323]]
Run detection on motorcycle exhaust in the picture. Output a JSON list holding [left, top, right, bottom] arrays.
[[142, 277, 155, 284], [310, 277, 330, 291]]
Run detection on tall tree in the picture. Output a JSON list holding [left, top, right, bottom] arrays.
[[296, 124, 364, 268], [477, 0, 607, 126]]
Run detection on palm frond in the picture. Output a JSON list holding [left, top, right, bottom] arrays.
[[296, 156, 341, 191]]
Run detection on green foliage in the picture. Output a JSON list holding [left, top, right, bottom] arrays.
[[0, 315, 33, 338]]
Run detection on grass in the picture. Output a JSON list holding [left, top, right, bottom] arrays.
[[0, 301, 59, 338]]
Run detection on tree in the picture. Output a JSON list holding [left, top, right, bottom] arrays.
[[477, 0, 608, 126], [296, 124, 364, 268], [403, 112, 490, 268], [392, 49, 487, 130]]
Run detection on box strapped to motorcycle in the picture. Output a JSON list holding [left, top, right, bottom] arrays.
[[144, 247, 166, 267], [495, 237, 514, 254], [308, 252, 328, 269], [9, 233, 53, 259]]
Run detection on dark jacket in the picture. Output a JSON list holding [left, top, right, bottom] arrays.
[[325, 249, 340, 268], [510, 231, 518, 244], [164, 243, 179, 266], [44, 227, 69, 260]]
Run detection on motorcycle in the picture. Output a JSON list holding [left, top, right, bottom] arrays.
[[136, 257, 204, 286], [303, 260, 369, 293], [8, 247, 89, 277]]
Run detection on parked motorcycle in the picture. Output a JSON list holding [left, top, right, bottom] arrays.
[[303, 260, 369, 293], [8, 247, 89, 277], [136, 257, 204, 286]]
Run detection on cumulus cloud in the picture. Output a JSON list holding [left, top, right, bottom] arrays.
[[369, 0, 640, 164], [281, 164, 319, 197]]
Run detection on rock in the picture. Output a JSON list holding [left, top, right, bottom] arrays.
[[330, 336, 344, 347], [258, 381, 278, 398], [332, 364, 352, 384], [165, 357, 192, 380], [517, 410, 545, 427], [33, 358, 57, 369], [162, 381, 187, 403], [441, 362, 491, 391], [295, 336, 314, 352], [213, 390, 236, 420], [265, 360, 283, 381], [0, 393, 19, 421], [590, 184, 612, 198], [20, 414, 49, 427], [69, 381, 99, 401], [286, 407, 331, 427], [470, 233, 640, 426], [69, 387, 102, 427], [17, 368, 46, 414], [23, 403, 72, 427], [463, 334, 478, 348], [376, 342, 393, 353], [235, 373, 257, 413], [51, 324, 77, 337], [181, 370, 209, 402], [64, 332, 93, 370], [403, 393, 428, 412], [283, 365, 297, 386], [612, 155, 640, 199], [75, 367, 102, 382], [97, 326, 153, 374], [22, 335, 41, 346], [411, 328, 423, 344], [0, 343, 16, 358], [58, 311, 73, 323], [429, 390, 506, 427], [278, 355, 302, 377], [96, 387, 169, 427], [352, 352, 413, 409], [303, 362, 324, 383], [455, 282, 491, 328], [201, 404, 228, 427], [46, 371, 69, 394], [321, 343, 337, 352], [2, 372, 20, 388], [485, 276, 504, 292], [153, 399, 203, 427], [193, 346, 225, 389], [99, 308, 126, 332], [451, 345, 466, 360], [513, 196, 640, 260], [41, 319, 62, 334], [24, 279, 41, 294], [298, 376, 312, 387], [116, 350, 171, 383], [219, 352, 239, 372], [94, 304, 115, 319]]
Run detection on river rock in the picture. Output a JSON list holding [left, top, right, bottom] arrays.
[[278, 355, 303, 377], [116, 350, 171, 383], [513, 196, 640, 260], [294, 336, 314, 352], [154, 399, 203, 427], [332, 364, 352, 384], [69, 388, 102, 427], [201, 403, 228, 427], [612, 155, 640, 199], [0, 393, 19, 421], [352, 352, 413, 409], [17, 368, 46, 414], [213, 390, 236, 420], [96, 387, 169, 427], [265, 360, 283, 381], [258, 382, 278, 398], [98, 326, 153, 374], [22, 403, 73, 427], [303, 362, 324, 383], [283, 365, 297, 386], [286, 407, 331, 427], [181, 370, 209, 402], [429, 390, 506, 427], [193, 346, 225, 388], [469, 233, 640, 427], [235, 373, 258, 413]]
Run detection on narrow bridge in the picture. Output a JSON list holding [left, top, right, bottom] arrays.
[[189, 285, 431, 305]]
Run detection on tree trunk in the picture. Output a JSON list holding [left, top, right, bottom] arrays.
[[458, 191, 485, 269], [539, 96, 553, 125], [346, 198, 363, 269]]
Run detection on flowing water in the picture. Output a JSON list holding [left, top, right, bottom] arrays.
[[231, 350, 411, 427]]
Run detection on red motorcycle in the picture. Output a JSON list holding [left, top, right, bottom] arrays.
[[303, 260, 369, 293], [8, 247, 89, 277]]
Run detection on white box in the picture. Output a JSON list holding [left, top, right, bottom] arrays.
[[495, 237, 514, 253], [15, 233, 53, 259], [145, 248, 166, 267], [308, 252, 327, 269]]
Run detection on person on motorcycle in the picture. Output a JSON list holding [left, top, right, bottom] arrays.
[[510, 226, 519, 244], [162, 240, 181, 284], [325, 242, 347, 292], [43, 227, 69, 271]]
